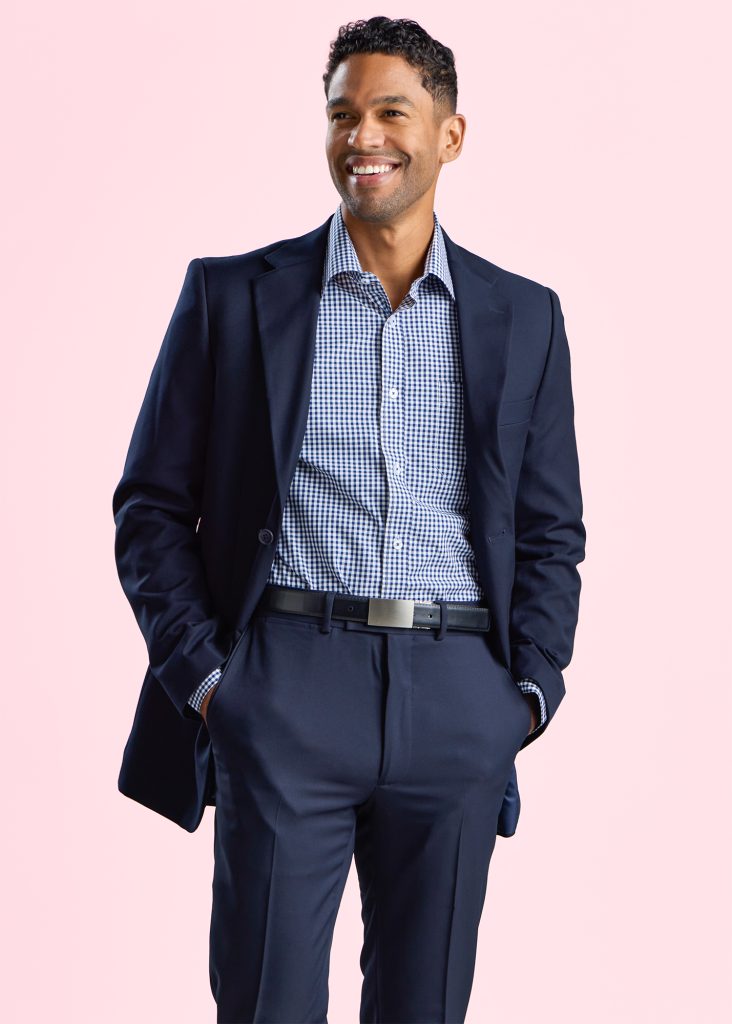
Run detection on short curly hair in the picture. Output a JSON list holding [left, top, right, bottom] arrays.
[[323, 16, 458, 117]]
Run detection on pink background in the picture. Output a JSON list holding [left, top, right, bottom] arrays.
[[4, 1, 730, 1020]]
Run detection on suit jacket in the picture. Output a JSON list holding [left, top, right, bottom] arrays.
[[113, 211, 586, 835]]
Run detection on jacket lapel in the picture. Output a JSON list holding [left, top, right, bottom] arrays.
[[252, 214, 514, 529], [441, 228, 515, 530], [252, 216, 332, 508]]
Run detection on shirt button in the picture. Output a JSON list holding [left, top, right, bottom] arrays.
[[389, 387, 399, 399], [393, 462, 401, 473], [393, 538, 402, 550], [258, 528, 274, 544]]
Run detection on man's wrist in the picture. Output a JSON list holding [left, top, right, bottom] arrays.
[[188, 665, 224, 714], [516, 677, 547, 734]]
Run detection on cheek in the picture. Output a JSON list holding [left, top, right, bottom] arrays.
[[404, 153, 435, 181]]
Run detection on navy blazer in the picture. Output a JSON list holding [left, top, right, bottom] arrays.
[[113, 212, 586, 835]]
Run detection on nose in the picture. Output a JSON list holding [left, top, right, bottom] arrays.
[[348, 115, 386, 150]]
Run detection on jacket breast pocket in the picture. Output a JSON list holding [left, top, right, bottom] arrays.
[[498, 395, 535, 427]]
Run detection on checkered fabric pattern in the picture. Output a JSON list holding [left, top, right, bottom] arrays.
[[188, 206, 547, 734]]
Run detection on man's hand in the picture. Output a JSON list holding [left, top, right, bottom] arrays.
[[200, 682, 219, 725]]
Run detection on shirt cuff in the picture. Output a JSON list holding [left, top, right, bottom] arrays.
[[515, 676, 547, 733], [187, 665, 223, 713]]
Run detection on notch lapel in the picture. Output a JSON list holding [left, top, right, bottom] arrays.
[[442, 229, 515, 531], [252, 216, 333, 509]]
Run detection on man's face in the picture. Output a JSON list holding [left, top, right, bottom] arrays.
[[325, 52, 455, 224]]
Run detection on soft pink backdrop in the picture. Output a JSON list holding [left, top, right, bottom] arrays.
[[3, 2, 730, 1020]]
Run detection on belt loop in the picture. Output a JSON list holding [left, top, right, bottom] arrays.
[[320, 591, 336, 633], [435, 600, 449, 641]]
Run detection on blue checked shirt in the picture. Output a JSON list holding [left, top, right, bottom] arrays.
[[188, 205, 547, 734]]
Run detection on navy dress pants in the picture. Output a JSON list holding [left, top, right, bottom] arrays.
[[205, 598, 532, 1024]]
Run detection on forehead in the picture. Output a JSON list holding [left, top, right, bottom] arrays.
[[326, 52, 427, 105]]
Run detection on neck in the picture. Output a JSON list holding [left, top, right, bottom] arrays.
[[340, 200, 436, 287]]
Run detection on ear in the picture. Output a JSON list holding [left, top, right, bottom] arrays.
[[440, 113, 466, 164]]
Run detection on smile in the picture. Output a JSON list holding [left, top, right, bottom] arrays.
[[346, 163, 401, 186], [349, 163, 397, 175]]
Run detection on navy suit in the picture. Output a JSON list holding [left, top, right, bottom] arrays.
[[114, 212, 585, 1020], [114, 212, 585, 837]]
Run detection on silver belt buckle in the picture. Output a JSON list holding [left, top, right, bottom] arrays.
[[367, 598, 416, 628]]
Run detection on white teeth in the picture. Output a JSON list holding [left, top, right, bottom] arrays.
[[350, 164, 396, 175]]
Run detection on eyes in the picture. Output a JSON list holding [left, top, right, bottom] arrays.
[[330, 110, 405, 121]]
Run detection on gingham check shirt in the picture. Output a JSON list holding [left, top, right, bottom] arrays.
[[188, 206, 547, 734]]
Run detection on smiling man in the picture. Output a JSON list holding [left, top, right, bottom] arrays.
[[325, 48, 460, 314], [114, 15, 586, 1024]]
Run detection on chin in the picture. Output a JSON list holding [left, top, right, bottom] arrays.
[[342, 192, 402, 219]]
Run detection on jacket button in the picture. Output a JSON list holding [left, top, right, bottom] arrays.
[[258, 528, 274, 545]]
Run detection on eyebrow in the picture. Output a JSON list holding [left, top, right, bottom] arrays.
[[326, 94, 417, 111]]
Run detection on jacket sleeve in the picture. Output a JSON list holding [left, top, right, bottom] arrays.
[[112, 258, 236, 719], [511, 286, 586, 749]]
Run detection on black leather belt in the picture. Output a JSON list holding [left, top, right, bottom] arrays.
[[257, 585, 491, 632]]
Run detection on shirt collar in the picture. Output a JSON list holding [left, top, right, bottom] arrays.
[[322, 203, 455, 302]]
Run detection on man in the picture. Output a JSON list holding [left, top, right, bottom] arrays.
[[114, 15, 585, 1023]]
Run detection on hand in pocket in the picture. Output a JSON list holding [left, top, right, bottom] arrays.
[[201, 681, 220, 726], [523, 693, 538, 734]]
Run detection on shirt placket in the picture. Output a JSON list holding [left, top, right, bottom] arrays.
[[365, 278, 420, 599]]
